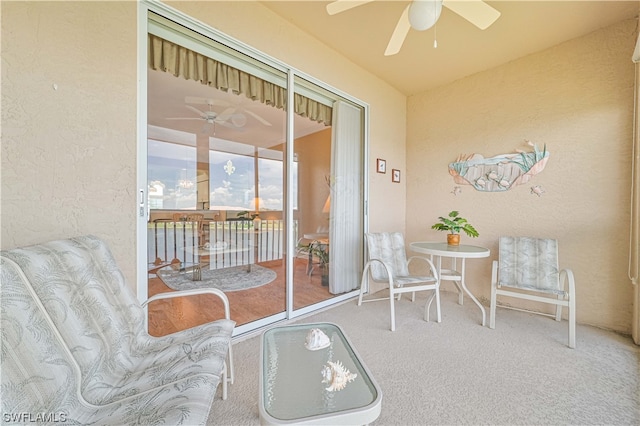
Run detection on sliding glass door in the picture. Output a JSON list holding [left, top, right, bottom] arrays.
[[292, 77, 364, 312], [141, 5, 365, 336]]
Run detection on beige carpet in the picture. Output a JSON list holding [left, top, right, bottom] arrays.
[[209, 290, 639, 425]]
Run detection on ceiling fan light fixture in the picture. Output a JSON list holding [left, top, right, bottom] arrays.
[[408, 0, 443, 31]]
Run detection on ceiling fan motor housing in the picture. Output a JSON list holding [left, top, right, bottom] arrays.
[[409, 0, 443, 31]]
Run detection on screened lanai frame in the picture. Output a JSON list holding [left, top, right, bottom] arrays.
[[136, 0, 370, 335]]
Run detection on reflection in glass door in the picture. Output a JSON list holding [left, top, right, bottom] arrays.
[[292, 77, 364, 312], [143, 10, 365, 336], [145, 21, 290, 334], [292, 77, 335, 310]]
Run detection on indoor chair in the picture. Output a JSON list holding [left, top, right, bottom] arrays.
[[187, 213, 206, 244], [358, 232, 441, 331], [489, 236, 576, 348]]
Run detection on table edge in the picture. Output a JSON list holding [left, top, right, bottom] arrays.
[[410, 241, 490, 258], [258, 322, 383, 425]]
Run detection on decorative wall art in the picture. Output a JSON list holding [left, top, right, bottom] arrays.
[[376, 158, 386, 173], [392, 169, 401, 183], [448, 140, 549, 193]]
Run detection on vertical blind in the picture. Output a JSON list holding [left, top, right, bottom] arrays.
[[329, 100, 364, 294], [631, 31, 640, 345]]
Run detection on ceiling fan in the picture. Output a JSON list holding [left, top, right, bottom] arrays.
[[186, 96, 272, 127], [166, 101, 246, 133], [326, 0, 501, 56]]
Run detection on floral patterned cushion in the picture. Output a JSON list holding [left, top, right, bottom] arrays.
[[1, 236, 234, 424], [365, 232, 411, 281], [1, 255, 221, 425], [498, 236, 563, 295]]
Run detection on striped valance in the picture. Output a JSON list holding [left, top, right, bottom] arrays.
[[148, 34, 332, 126]]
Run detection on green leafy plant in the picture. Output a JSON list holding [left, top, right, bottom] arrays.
[[310, 243, 329, 266], [237, 210, 259, 220], [431, 211, 479, 238]]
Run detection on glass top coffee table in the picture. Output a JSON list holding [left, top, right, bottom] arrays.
[[259, 322, 382, 425]]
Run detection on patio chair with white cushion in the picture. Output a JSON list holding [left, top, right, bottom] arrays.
[[489, 236, 576, 348], [358, 232, 441, 331]]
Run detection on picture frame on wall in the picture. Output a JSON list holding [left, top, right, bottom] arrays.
[[376, 158, 386, 174], [392, 169, 401, 183]]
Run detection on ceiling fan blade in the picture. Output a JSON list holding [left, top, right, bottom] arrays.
[[326, 0, 375, 16], [215, 107, 237, 122], [243, 109, 272, 126], [217, 120, 245, 131], [385, 5, 411, 56], [185, 96, 229, 107], [185, 105, 207, 118], [443, 0, 500, 30]]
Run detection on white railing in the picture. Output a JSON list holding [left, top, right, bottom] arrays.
[[148, 219, 285, 269]]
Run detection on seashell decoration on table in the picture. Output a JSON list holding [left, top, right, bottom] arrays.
[[304, 328, 331, 351], [321, 360, 357, 392]]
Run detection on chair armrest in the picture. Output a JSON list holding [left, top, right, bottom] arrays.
[[407, 256, 439, 280], [559, 268, 575, 295], [363, 258, 394, 286], [142, 288, 231, 320]]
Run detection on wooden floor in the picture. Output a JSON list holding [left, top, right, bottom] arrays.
[[147, 257, 334, 336]]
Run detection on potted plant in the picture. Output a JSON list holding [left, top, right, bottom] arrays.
[[431, 210, 479, 245], [310, 242, 330, 286]]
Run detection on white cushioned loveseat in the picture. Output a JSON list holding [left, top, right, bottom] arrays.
[[1, 235, 234, 425]]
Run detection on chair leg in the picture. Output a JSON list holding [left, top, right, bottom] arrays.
[[568, 290, 576, 349], [425, 292, 434, 322], [423, 289, 442, 323], [489, 261, 498, 329], [569, 303, 576, 349], [358, 273, 367, 306], [434, 288, 441, 323], [555, 294, 563, 321], [227, 343, 235, 385], [389, 289, 396, 331], [563, 269, 576, 349]]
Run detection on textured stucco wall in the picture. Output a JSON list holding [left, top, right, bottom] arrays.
[[1, 1, 406, 289], [406, 19, 636, 333], [1, 1, 138, 281]]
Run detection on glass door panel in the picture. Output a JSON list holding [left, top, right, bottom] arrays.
[[146, 28, 289, 334], [143, 10, 366, 336], [291, 76, 364, 311]]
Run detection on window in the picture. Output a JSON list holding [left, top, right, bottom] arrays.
[[148, 137, 197, 210]]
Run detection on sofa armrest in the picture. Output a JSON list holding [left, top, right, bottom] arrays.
[[142, 288, 231, 320]]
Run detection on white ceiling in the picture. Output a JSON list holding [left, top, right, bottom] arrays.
[[262, 0, 639, 95], [148, 69, 327, 149]]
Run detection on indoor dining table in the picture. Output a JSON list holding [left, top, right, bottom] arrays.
[[410, 241, 490, 326]]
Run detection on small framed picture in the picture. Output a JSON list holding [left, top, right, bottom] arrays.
[[392, 169, 401, 183], [376, 158, 386, 174]]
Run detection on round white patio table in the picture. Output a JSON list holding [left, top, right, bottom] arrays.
[[410, 241, 490, 326]]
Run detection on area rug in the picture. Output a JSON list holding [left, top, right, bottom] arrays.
[[157, 264, 277, 292]]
